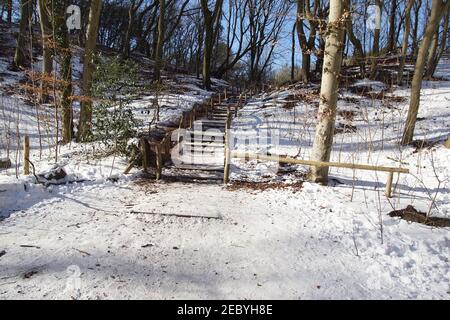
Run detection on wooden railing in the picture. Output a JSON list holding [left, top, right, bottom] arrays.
[[225, 151, 409, 198]]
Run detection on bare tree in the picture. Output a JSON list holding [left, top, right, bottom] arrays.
[[402, 0, 447, 145], [13, 0, 32, 69], [425, 1, 450, 79], [122, 0, 146, 59], [398, 0, 414, 85], [37, 0, 53, 101], [154, 0, 166, 82], [296, 0, 324, 84], [411, 0, 423, 57], [370, 0, 382, 78], [387, 0, 398, 52], [201, 0, 224, 89], [78, 0, 103, 142], [345, 0, 365, 77], [309, 0, 346, 183]]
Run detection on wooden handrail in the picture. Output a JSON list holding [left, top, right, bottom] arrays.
[[225, 151, 409, 198], [230, 152, 409, 173]]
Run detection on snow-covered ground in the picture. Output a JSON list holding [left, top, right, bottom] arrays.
[[0, 53, 449, 299]]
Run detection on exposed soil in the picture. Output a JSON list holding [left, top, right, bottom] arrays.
[[338, 110, 357, 121], [226, 181, 304, 193], [334, 122, 358, 134], [388, 205, 450, 228], [410, 139, 439, 153]]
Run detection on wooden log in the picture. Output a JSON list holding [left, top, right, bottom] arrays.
[[130, 210, 220, 219], [23, 135, 30, 175]]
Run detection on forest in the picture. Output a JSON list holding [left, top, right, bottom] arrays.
[[0, 0, 449, 300]]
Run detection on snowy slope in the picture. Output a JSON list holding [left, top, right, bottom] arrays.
[[0, 57, 449, 299]]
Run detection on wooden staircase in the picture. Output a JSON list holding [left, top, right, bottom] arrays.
[[172, 93, 244, 172]]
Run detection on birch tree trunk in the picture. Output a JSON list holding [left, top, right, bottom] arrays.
[[398, 0, 414, 85], [309, 0, 345, 184], [401, 0, 447, 145], [78, 0, 103, 142]]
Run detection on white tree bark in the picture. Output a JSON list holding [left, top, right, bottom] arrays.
[[309, 0, 346, 184]]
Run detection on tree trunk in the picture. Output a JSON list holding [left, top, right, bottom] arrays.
[[412, 0, 422, 57], [428, 5, 450, 77], [38, 0, 53, 101], [370, 0, 382, 79], [203, 14, 213, 89], [291, 22, 296, 82], [7, 0, 12, 24], [398, 0, 414, 85], [154, 0, 165, 82], [401, 0, 446, 145], [78, 0, 103, 142], [387, 0, 398, 52], [13, 0, 32, 69], [425, 27, 440, 79], [122, 5, 134, 58], [53, 0, 73, 144], [296, 0, 313, 84], [201, 0, 223, 90], [309, 0, 345, 184], [345, 0, 365, 78], [301, 53, 310, 83]]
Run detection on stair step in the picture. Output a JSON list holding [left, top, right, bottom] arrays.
[[173, 164, 224, 171], [182, 141, 225, 148], [185, 131, 225, 137], [181, 147, 225, 154]]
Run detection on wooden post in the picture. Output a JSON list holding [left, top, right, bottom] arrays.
[[156, 144, 162, 180], [223, 108, 231, 184], [224, 88, 227, 100], [23, 135, 30, 175], [140, 137, 149, 173], [385, 172, 394, 198], [178, 117, 183, 142]]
